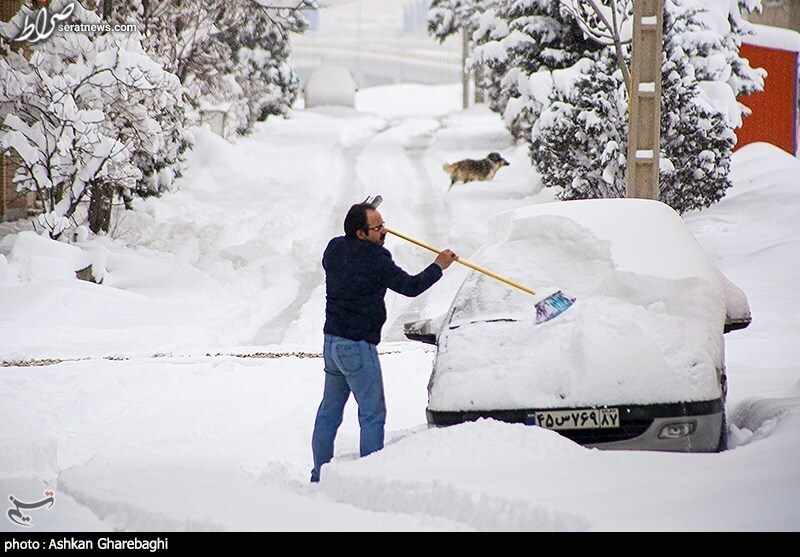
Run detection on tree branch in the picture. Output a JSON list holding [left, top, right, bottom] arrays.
[[560, 0, 631, 93]]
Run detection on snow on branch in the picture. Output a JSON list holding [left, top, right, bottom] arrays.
[[559, 0, 632, 91], [252, 0, 314, 8], [560, 0, 633, 45], [0, 1, 186, 239]]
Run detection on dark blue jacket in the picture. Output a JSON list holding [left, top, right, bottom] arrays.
[[323, 235, 443, 345]]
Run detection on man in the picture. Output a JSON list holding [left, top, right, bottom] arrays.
[[311, 201, 457, 483]]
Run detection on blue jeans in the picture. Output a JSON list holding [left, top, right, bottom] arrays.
[[310, 334, 386, 483]]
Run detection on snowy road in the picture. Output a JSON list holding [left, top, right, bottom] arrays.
[[1, 84, 799, 531]]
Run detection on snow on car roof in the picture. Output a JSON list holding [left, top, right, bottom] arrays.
[[488, 198, 720, 282], [429, 199, 727, 411]]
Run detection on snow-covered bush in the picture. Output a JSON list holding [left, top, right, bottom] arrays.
[[218, 7, 304, 133], [94, 0, 315, 136], [452, 0, 765, 214], [0, 1, 188, 238], [428, 0, 506, 108], [428, 0, 494, 41], [658, 0, 743, 211], [529, 54, 628, 200], [471, 0, 600, 139]]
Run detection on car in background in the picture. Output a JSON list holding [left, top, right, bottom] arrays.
[[404, 199, 751, 452]]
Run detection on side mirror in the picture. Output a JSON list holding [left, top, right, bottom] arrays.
[[403, 318, 437, 345], [720, 272, 751, 334]]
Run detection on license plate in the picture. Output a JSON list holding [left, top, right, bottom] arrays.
[[529, 408, 619, 430]]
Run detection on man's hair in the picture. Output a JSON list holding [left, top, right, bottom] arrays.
[[344, 203, 373, 238]]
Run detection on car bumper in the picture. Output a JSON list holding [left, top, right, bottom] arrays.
[[426, 399, 725, 453]]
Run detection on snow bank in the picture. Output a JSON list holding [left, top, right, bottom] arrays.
[[323, 405, 800, 531], [730, 380, 800, 447], [685, 142, 800, 373], [57, 451, 472, 532], [304, 65, 357, 108], [322, 420, 592, 532], [0, 436, 58, 478], [1, 231, 93, 282], [0, 119, 376, 359]]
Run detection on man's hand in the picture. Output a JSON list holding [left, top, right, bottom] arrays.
[[435, 249, 458, 270]]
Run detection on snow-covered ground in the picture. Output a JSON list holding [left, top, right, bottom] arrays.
[[1, 83, 798, 531]]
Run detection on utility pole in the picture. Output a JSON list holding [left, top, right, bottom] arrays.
[[626, 0, 664, 200], [462, 28, 470, 109]]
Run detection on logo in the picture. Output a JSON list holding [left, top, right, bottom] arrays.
[[15, 2, 75, 44], [6, 490, 55, 527]]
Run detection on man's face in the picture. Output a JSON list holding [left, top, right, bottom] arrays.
[[362, 209, 387, 246]]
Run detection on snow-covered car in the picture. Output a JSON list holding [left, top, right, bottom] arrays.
[[404, 199, 751, 452]]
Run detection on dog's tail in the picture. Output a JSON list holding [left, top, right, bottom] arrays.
[[442, 162, 456, 175]]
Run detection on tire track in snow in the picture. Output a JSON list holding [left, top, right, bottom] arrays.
[[251, 126, 387, 346], [380, 118, 451, 341], [252, 115, 448, 345]]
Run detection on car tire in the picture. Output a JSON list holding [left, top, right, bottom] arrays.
[[716, 365, 728, 452], [717, 407, 728, 452], [717, 380, 728, 451]]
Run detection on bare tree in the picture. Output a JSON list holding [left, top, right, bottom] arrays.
[[0, 1, 184, 238], [93, 0, 317, 134]]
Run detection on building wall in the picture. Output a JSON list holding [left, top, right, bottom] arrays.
[[747, 0, 800, 32], [1, 0, 27, 221], [737, 43, 798, 155], [1, 153, 31, 221], [1, 0, 24, 22]]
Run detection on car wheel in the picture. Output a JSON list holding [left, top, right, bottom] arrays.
[[716, 366, 728, 452]]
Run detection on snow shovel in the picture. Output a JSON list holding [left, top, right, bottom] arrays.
[[384, 227, 576, 325]]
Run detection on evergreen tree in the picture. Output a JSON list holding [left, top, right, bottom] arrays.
[[219, 6, 306, 133], [471, 0, 599, 138], [428, 0, 493, 41], [448, 0, 764, 214], [529, 53, 628, 200], [658, 0, 742, 212], [428, 0, 503, 108]]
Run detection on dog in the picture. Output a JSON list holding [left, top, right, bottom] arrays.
[[443, 152, 510, 191]]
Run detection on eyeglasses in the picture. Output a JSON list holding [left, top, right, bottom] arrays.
[[365, 222, 386, 232]]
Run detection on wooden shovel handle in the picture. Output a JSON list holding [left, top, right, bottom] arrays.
[[385, 227, 537, 297]]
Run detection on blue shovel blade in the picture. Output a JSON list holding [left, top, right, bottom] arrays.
[[535, 291, 576, 324]]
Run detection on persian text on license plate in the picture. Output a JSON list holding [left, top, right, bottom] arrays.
[[531, 408, 619, 430]]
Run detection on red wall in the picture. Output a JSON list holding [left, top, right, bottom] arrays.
[[736, 43, 798, 155]]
